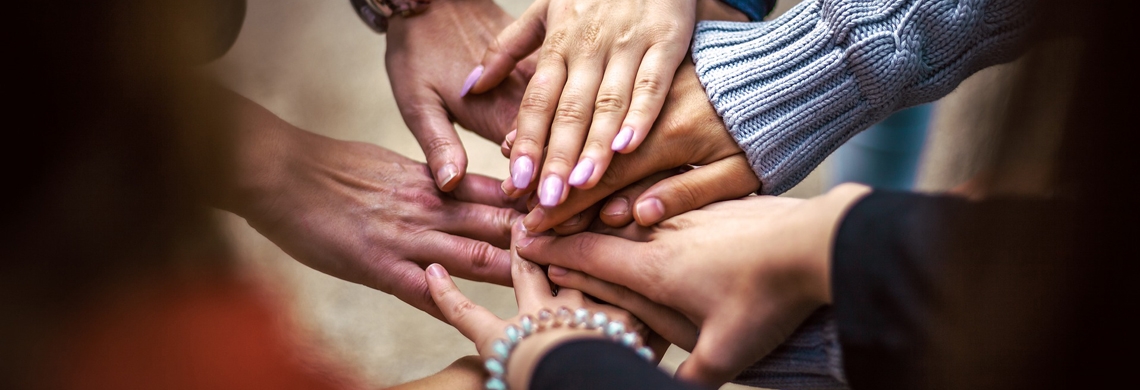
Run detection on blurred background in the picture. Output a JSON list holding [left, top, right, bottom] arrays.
[[207, 0, 1019, 387]]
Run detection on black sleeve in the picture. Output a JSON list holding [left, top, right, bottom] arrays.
[[832, 190, 1073, 389], [531, 339, 698, 390]]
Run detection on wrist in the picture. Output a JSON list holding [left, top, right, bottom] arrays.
[[810, 183, 873, 304], [504, 328, 605, 390], [217, 96, 303, 219]]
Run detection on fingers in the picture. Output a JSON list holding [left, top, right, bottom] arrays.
[[412, 232, 512, 286], [550, 201, 601, 236], [572, 54, 642, 190], [466, 0, 547, 96], [631, 155, 760, 226], [537, 62, 605, 208], [615, 44, 686, 154], [598, 170, 677, 227], [374, 260, 446, 321], [403, 99, 467, 192], [440, 202, 518, 249], [547, 265, 698, 351], [516, 232, 656, 295], [508, 52, 567, 196], [425, 264, 503, 346], [510, 223, 558, 311], [451, 172, 526, 212]]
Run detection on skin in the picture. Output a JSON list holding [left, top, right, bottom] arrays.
[[424, 221, 672, 389], [505, 59, 761, 233], [385, 0, 536, 191], [216, 92, 524, 319], [517, 184, 874, 388]]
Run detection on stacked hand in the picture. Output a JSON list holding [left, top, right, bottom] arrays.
[[517, 184, 873, 387]]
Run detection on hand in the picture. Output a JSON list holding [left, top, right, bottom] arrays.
[[516, 184, 873, 387], [385, 0, 535, 191], [424, 222, 668, 389], [506, 59, 761, 233], [467, 0, 699, 208], [219, 94, 524, 319]]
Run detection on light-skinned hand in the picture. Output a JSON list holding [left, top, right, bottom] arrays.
[[505, 59, 761, 233], [465, 0, 699, 209], [425, 222, 670, 389], [517, 184, 873, 387], [386, 0, 536, 191]]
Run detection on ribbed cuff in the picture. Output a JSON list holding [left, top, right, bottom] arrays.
[[691, 0, 1030, 195], [731, 308, 848, 389]]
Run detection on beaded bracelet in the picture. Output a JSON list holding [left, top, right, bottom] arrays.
[[483, 307, 655, 390]]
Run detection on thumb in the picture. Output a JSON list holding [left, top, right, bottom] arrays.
[[403, 99, 468, 192], [466, 1, 547, 95], [425, 264, 502, 347], [633, 155, 759, 226]]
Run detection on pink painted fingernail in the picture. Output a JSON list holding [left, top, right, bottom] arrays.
[[539, 175, 564, 207], [635, 198, 665, 225], [548, 265, 568, 276], [459, 65, 483, 97], [512, 156, 534, 189], [612, 126, 634, 151], [568, 159, 595, 187], [427, 263, 448, 278]]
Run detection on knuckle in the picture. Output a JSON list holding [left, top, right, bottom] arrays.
[[577, 22, 603, 55], [544, 30, 570, 51], [424, 137, 456, 159], [633, 74, 666, 98], [466, 241, 504, 273], [553, 100, 591, 126], [594, 91, 627, 114], [544, 152, 576, 170], [520, 90, 556, 114], [668, 179, 704, 210]]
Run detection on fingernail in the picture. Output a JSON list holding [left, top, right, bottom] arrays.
[[539, 175, 564, 207], [548, 265, 568, 276], [427, 263, 448, 278], [602, 197, 629, 217], [635, 198, 665, 225], [518, 234, 536, 249], [501, 180, 513, 196], [568, 159, 595, 187], [611, 126, 634, 151], [436, 163, 459, 188], [523, 207, 545, 232], [526, 192, 538, 210], [459, 65, 483, 97], [512, 156, 534, 189], [557, 213, 582, 227]]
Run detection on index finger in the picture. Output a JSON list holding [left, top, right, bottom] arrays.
[[516, 231, 659, 296]]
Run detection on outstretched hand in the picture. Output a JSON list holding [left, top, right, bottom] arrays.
[[517, 185, 872, 387], [386, 0, 535, 191], [220, 94, 524, 319]]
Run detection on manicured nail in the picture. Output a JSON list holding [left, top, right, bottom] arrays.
[[634, 198, 665, 225], [512, 156, 534, 189], [427, 263, 448, 278], [518, 234, 536, 249], [505, 129, 517, 145], [611, 126, 634, 151], [459, 65, 483, 97], [523, 207, 545, 232], [568, 159, 595, 187], [501, 180, 512, 196], [539, 175, 564, 207], [601, 197, 629, 217], [548, 265, 568, 276], [436, 163, 459, 188]]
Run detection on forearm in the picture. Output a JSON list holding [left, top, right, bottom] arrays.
[[692, 0, 1033, 194]]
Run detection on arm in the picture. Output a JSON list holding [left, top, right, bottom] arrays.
[[832, 191, 1072, 388], [692, 0, 1033, 194]]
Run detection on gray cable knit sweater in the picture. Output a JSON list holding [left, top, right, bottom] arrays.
[[692, 0, 1031, 195], [693, 0, 1033, 388]]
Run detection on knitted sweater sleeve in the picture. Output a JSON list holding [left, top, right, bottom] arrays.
[[691, 0, 1031, 195]]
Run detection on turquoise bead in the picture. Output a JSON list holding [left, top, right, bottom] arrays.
[[620, 332, 639, 347], [484, 358, 505, 377], [492, 339, 510, 360], [520, 315, 535, 336], [636, 346, 655, 361], [485, 377, 507, 390], [573, 308, 589, 327], [505, 325, 522, 344]]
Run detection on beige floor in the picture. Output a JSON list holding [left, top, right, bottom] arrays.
[[207, 0, 1002, 388]]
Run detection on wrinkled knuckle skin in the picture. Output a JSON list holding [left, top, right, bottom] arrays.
[[573, 235, 600, 264], [633, 75, 665, 98], [544, 30, 570, 51], [594, 91, 627, 115], [520, 90, 555, 115], [449, 298, 481, 324], [467, 241, 504, 274], [670, 179, 704, 211], [553, 100, 590, 127], [544, 152, 576, 171], [424, 137, 456, 161], [577, 22, 603, 56]]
